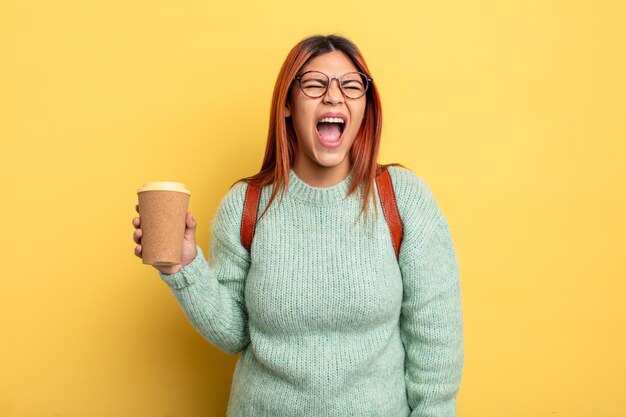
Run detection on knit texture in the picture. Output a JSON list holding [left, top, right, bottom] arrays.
[[159, 166, 464, 417]]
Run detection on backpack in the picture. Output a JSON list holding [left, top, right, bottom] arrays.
[[240, 166, 403, 259]]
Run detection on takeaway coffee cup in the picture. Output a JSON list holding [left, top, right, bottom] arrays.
[[136, 182, 191, 266]]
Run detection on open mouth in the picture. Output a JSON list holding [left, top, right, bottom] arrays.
[[315, 117, 346, 144]]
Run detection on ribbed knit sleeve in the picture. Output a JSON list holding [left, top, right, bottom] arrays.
[[158, 182, 251, 355], [389, 167, 464, 417]]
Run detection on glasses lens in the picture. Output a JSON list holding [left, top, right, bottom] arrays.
[[299, 71, 328, 98], [340, 72, 368, 99]]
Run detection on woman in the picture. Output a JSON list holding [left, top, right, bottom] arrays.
[[132, 34, 464, 417]]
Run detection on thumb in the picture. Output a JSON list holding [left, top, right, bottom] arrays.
[[185, 212, 197, 239]]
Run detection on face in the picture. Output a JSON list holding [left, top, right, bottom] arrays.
[[285, 50, 367, 185]]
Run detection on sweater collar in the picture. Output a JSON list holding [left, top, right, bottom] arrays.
[[287, 168, 354, 205]]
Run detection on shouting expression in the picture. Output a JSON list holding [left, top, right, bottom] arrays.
[[286, 51, 367, 186]]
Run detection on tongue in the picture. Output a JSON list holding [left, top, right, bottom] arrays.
[[317, 122, 342, 142]]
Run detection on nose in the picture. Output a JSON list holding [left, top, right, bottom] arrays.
[[323, 79, 344, 105]]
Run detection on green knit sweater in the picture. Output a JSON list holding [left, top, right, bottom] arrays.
[[159, 166, 464, 417]]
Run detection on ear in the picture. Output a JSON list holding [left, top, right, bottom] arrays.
[[284, 101, 291, 118]]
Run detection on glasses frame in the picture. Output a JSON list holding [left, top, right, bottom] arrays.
[[294, 70, 373, 100]]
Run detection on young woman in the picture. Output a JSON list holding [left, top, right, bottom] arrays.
[[132, 34, 464, 417]]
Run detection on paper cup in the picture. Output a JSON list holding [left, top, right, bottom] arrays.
[[137, 182, 191, 266]]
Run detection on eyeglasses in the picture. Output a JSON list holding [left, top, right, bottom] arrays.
[[294, 70, 372, 100]]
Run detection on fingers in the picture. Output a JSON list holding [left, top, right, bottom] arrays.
[[133, 210, 194, 260], [133, 205, 142, 258], [133, 228, 142, 244], [133, 204, 140, 229], [187, 212, 197, 229], [183, 212, 197, 241]]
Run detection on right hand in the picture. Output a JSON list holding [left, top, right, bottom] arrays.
[[132, 204, 198, 275]]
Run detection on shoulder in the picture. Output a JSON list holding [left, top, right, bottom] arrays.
[[386, 165, 442, 220], [385, 165, 445, 248], [212, 180, 248, 235], [386, 165, 430, 195], [217, 180, 248, 214], [204, 180, 251, 261]]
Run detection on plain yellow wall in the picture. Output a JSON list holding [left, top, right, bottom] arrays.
[[1, 0, 625, 416]]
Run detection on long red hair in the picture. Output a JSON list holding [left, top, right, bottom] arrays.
[[238, 34, 393, 221]]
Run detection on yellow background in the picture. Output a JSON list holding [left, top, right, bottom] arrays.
[[1, 0, 625, 416]]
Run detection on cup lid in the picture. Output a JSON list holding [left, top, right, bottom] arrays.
[[137, 182, 191, 195]]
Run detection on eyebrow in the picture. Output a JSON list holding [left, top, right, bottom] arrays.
[[303, 77, 328, 83]]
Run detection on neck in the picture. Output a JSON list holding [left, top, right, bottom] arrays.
[[293, 160, 352, 188]]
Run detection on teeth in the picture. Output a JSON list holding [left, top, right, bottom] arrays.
[[318, 117, 345, 124]]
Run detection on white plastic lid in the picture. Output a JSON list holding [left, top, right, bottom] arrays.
[[137, 181, 191, 195]]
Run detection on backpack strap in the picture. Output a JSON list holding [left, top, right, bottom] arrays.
[[241, 168, 404, 258], [241, 182, 262, 253], [376, 167, 404, 259]]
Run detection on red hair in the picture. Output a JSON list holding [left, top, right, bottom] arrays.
[[237, 34, 395, 221]]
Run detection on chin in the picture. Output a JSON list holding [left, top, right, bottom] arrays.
[[314, 153, 349, 169]]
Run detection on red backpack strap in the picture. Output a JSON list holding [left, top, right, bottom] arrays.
[[241, 183, 262, 253], [376, 167, 404, 259]]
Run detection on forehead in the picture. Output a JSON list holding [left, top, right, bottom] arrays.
[[299, 51, 359, 74]]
